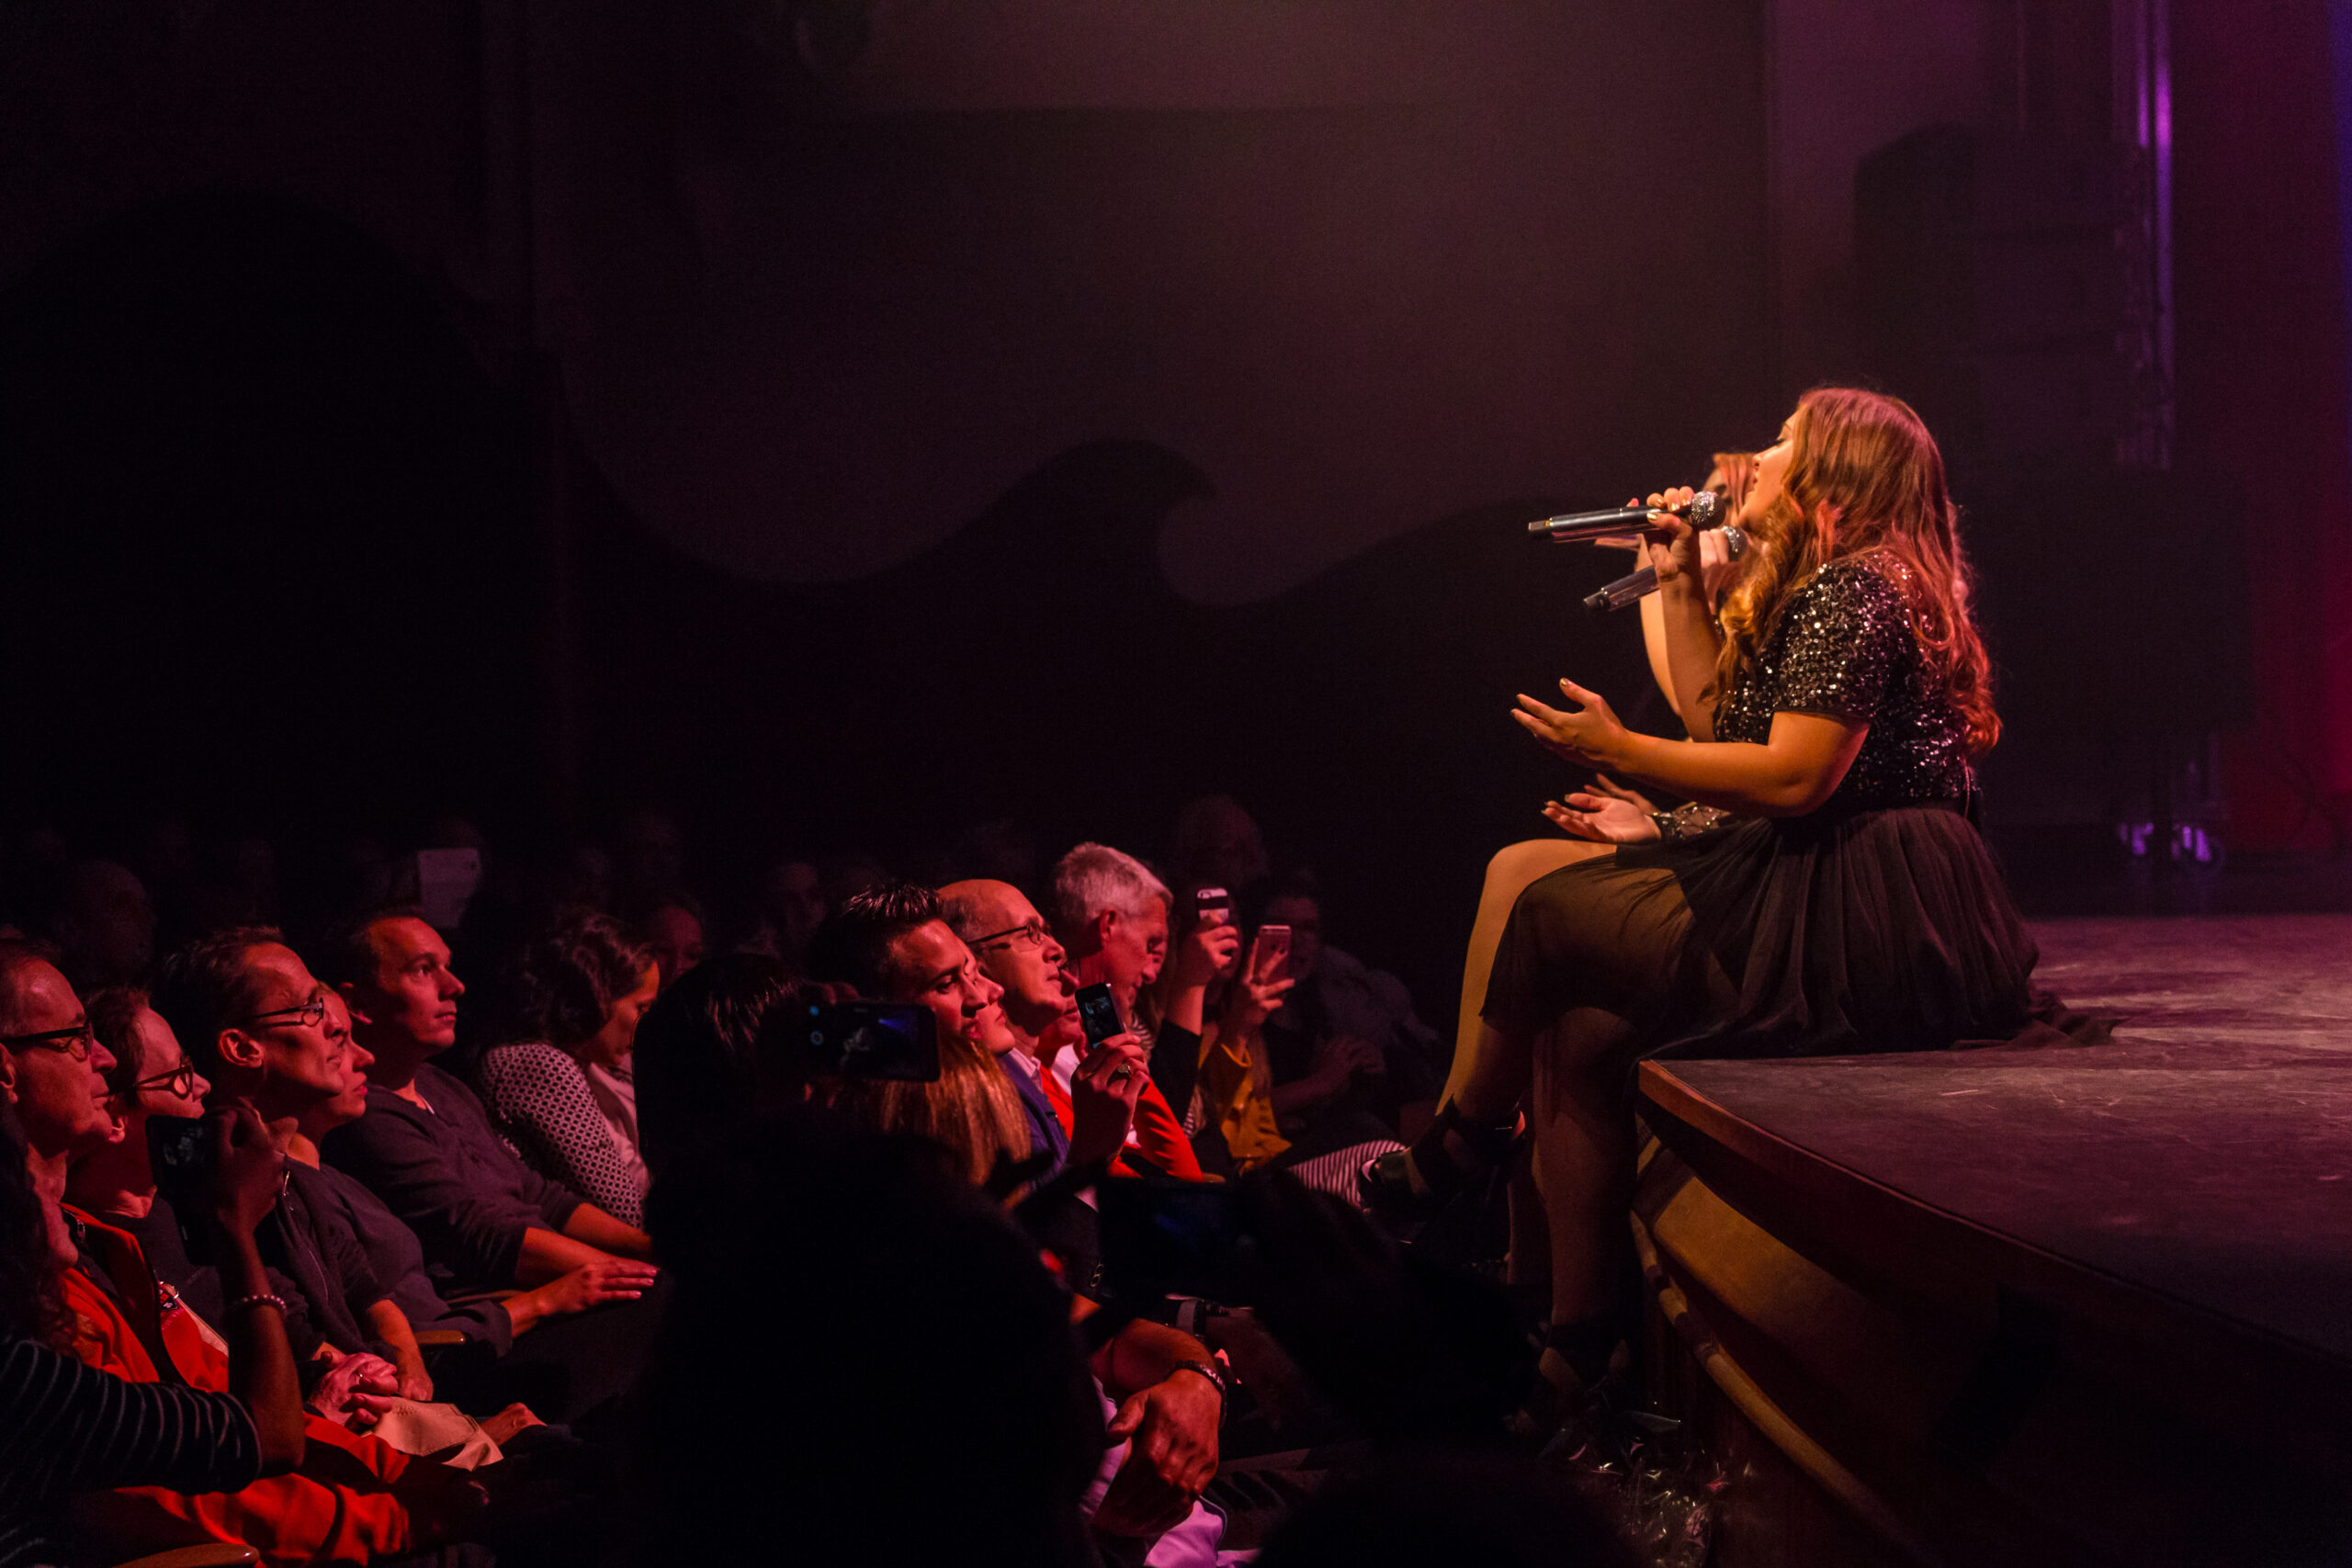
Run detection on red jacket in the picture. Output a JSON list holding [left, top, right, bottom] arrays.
[[60, 1205, 424, 1566], [1040, 1052, 1205, 1182]]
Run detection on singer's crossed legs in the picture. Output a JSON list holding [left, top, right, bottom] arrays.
[[1441, 839, 1734, 1333]]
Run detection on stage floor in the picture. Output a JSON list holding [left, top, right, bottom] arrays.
[[1656, 912, 2352, 1371]]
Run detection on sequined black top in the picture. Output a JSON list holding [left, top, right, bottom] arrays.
[[1710, 552, 1973, 811]]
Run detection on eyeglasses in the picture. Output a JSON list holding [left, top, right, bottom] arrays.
[[968, 919, 1052, 954], [0, 1022, 97, 1060], [241, 992, 327, 1032], [134, 1059, 200, 1099]]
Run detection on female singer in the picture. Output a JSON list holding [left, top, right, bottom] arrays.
[[1367, 388, 2086, 1416]]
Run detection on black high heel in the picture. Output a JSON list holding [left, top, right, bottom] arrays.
[[1359, 1100, 1519, 1222]]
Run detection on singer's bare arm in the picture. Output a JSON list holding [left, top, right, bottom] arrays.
[[1642, 491, 1727, 738], [1514, 688, 1867, 818]]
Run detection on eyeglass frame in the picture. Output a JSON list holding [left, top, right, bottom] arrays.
[[0, 1021, 98, 1059], [238, 992, 329, 1032], [132, 1058, 201, 1100], [967, 919, 1055, 954]]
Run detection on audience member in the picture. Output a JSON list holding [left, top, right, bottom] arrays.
[[476, 912, 656, 1226], [43, 860, 157, 990], [740, 855, 826, 972], [316, 909, 655, 1294], [1258, 877, 1443, 1120], [299, 991, 660, 1425], [613, 807, 690, 914], [805, 884, 1032, 1187], [2, 943, 483, 1565], [940, 878, 1197, 1180], [808, 886, 1231, 1565], [630, 894, 706, 993], [1051, 842, 1229, 1116], [1, 1094, 307, 1568], [638, 1110, 1103, 1567], [629, 951, 810, 1178], [1168, 795, 1272, 908]]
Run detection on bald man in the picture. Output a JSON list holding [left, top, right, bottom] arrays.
[[940, 880, 1203, 1181]]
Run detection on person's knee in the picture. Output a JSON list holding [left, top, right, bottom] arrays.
[[1483, 840, 1556, 897]]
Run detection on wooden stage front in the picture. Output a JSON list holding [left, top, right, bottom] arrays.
[[1630, 914, 2352, 1567]]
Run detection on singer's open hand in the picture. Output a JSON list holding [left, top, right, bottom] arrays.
[[1543, 773, 1661, 843], [1513, 679, 1630, 770]]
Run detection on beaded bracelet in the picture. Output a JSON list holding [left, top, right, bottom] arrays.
[[223, 1292, 288, 1316]]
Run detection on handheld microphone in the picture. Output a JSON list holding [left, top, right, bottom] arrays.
[[1583, 525, 1747, 613], [1527, 488, 1727, 543]]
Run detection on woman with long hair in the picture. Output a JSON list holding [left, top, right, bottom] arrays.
[[1369, 389, 2089, 1414]]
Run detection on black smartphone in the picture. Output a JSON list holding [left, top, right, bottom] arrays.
[[145, 1113, 215, 1265], [791, 1001, 940, 1081], [1098, 1177, 1257, 1305], [1075, 982, 1123, 1046], [1193, 886, 1231, 928]]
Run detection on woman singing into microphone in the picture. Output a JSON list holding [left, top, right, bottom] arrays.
[[1367, 388, 2093, 1419]]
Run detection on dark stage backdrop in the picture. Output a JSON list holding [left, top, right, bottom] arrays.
[[0, 1, 1774, 1014]]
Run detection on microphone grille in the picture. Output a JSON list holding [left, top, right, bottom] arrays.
[[1688, 490, 1724, 527]]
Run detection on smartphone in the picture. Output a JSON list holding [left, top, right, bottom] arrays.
[[1098, 1177, 1257, 1305], [1075, 982, 1123, 1047], [1250, 924, 1293, 984], [145, 1113, 216, 1265], [1193, 886, 1231, 929], [789, 1001, 940, 1081]]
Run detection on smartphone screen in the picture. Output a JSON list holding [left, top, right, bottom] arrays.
[[1193, 886, 1231, 929], [793, 1002, 940, 1081], [1075, 982, 1123, 1046], [1251, 924, 1292, 984], [144, 1114, 216, 1265]]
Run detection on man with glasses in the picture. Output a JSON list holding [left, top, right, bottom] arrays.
[[0, 941, 125, 1216], [148, 935, 428, 1427], [941, 879, 1204, 1180]]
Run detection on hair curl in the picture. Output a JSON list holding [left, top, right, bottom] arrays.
[[1710, 388, 1999, 755]]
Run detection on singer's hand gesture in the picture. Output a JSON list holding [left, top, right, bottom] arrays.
[[1543, 773, 1661, 843], [1513, 679, 1630, 771]]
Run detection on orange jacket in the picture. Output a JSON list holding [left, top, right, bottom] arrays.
[[60, 1206, 423, 1567]]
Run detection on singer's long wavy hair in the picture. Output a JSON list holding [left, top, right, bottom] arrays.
[[1710, 388, 2000, 755]]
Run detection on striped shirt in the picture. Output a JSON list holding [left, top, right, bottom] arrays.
[[0, 1335, 262, 1568]]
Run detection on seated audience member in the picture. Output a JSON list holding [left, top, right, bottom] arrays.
[[1168, 795, 1272, 912], [628, 894, 706, 993], [2, 1096, 308, 1568], [808, 887, 1228, 1564], [738, 855, 826, 973], [43, 860, 157, 991], [940, 878, 1195, 1180], [1257, 878, 1443, 1124], [629, 951, 811, 1178], [638, 1110, 1103, 1568], [74, 978, 406, 1429], [315, 908, 654, 1297], [1050, 842, 1227, 1118], [300, 992, 661, 1426], [1, 942, 483, 1564], [804, 886, 1032, 1188], [476, 912, 657, 1226]]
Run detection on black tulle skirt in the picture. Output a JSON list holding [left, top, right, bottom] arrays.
[[1483, 803, 2107, 1062]]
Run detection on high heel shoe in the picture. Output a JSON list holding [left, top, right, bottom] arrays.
[[1507, 1317, 1626, 1445], [1359, 1100, 1519, 1223]]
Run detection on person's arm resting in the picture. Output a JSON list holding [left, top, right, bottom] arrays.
[[560, 1204, 652, 1260]]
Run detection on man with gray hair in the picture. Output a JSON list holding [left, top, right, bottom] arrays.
[[1049, 842, 1233, 1130]]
